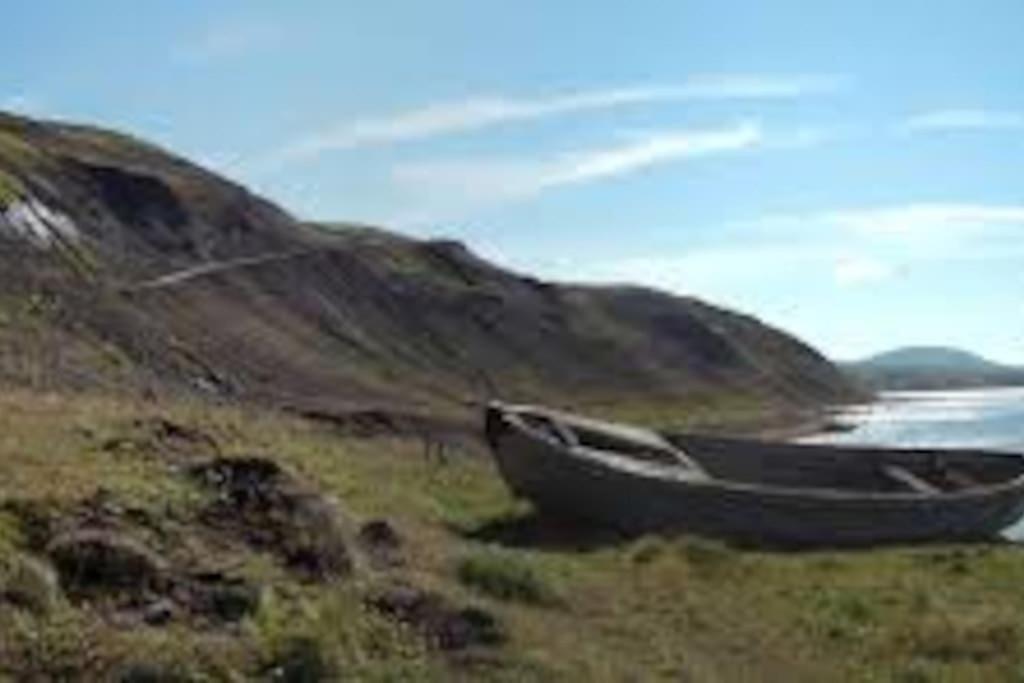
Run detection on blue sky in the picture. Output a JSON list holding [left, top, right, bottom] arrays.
[[4, 1, 1024, 363]]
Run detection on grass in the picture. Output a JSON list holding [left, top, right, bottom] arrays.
[[582, 389, 817, 435], [0, 130, 42, 209], [0, 168, 22, 208], [456, 550, 558, 605], [1, 387, 1024, 680], [0, 130, 40, 163]]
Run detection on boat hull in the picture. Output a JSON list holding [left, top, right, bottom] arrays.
[[487, 409, 1024, 546]]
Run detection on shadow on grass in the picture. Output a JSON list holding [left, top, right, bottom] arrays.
[[454, 510, 634, 552], [454, 509, 1013, 554]]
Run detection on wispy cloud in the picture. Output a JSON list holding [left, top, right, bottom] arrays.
[[541, 121, 763, 187], [542, 245, 895, 293], [175, 18, 283, 64], [820, 203, 1024, 236], [259, 74, 842, 168], [387, 121, 763, 225], [738, 203, 1024, 246], [547, 201, 1024, 297], [903, 108, 1024, 132]]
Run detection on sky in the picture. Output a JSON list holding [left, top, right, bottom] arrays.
[[3, 1, 1023, 363]]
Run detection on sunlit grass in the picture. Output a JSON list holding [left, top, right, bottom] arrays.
[[2, 388, 1024, 680]]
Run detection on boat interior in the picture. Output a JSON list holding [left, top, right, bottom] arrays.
[[664, 433, 1024, 494]]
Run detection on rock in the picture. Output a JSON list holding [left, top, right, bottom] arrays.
[[142, 598, 176, 626], [263, 636, 333, 682], [180, 572, 261, 623], [356, 519, 403, 569], [0, 553, 61, 613], [365, 584, 505, 651], [47, 529, 167, 597], [115, 661, 193, 682], [441, 606, 504, 650], [189, 457, 352, 580]]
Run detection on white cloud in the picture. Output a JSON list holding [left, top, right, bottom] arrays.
[[903, 108, 1024, 132], [387, 122, 762, 224], [671, 74, 846, 99], [740, 204, 1024, 248], [554, 245, 825, 289], [546, 121, 763, 186], [532, 201, 1024, 296], [260, 74, 842, 168], [821, 203, 1024, 237], [176, 19, 282, 64]]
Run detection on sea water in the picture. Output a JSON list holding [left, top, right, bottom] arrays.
[[805, 387, 1024, 539]]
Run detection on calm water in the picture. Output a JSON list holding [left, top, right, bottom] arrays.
[[805, 387, 1024, 539]]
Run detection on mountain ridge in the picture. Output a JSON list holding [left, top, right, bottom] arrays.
[[0, 110, 863, 428]]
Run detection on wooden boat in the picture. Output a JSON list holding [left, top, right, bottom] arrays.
[[483, 402, 1024, 546]]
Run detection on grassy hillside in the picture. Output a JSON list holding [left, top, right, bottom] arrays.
[[1, 388, 1023, 681], [0, 110, 861, 432]]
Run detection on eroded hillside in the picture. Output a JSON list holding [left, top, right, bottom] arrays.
[[0, 110, 861, 428]]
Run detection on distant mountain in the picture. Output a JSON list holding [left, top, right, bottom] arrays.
[[847, 346, 1024, 390]]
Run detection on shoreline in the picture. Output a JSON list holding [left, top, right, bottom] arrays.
[[754, 412, 854, 442], [680, 404, 861, 442]]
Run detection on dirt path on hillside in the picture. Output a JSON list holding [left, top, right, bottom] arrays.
[[125, 248, 322, 292]]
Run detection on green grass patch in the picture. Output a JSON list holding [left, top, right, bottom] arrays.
[[0, 131, 38, 162], [249, 587, 442, 681], [456, 550, 558, 605], [0, 168, 23, 208]]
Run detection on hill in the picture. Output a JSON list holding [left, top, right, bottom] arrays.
[[848, 346, 1024, 390], [0, 110, 862, 430]]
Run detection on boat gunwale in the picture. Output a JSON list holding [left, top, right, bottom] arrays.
[[495, 405, 1024, 504]]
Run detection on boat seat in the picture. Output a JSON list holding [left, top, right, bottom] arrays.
[[523, 414, 579, 448], [943, 468, 980, 490], [881, 465, 940, 494], [924, 454, 981, 490]]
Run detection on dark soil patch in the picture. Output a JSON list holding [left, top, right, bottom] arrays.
[[47, 529, 168, 598], [365, 584, 505, 651], [293, 407, 414, 438], [261, 636, 335, 682], [101, 416, 220, 462], [291, 406, 481, 455], [188, 456, 352, 580], [169, 571, 261, 624], [356, 519, 404, 569], [4, 490, 261, 626]]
